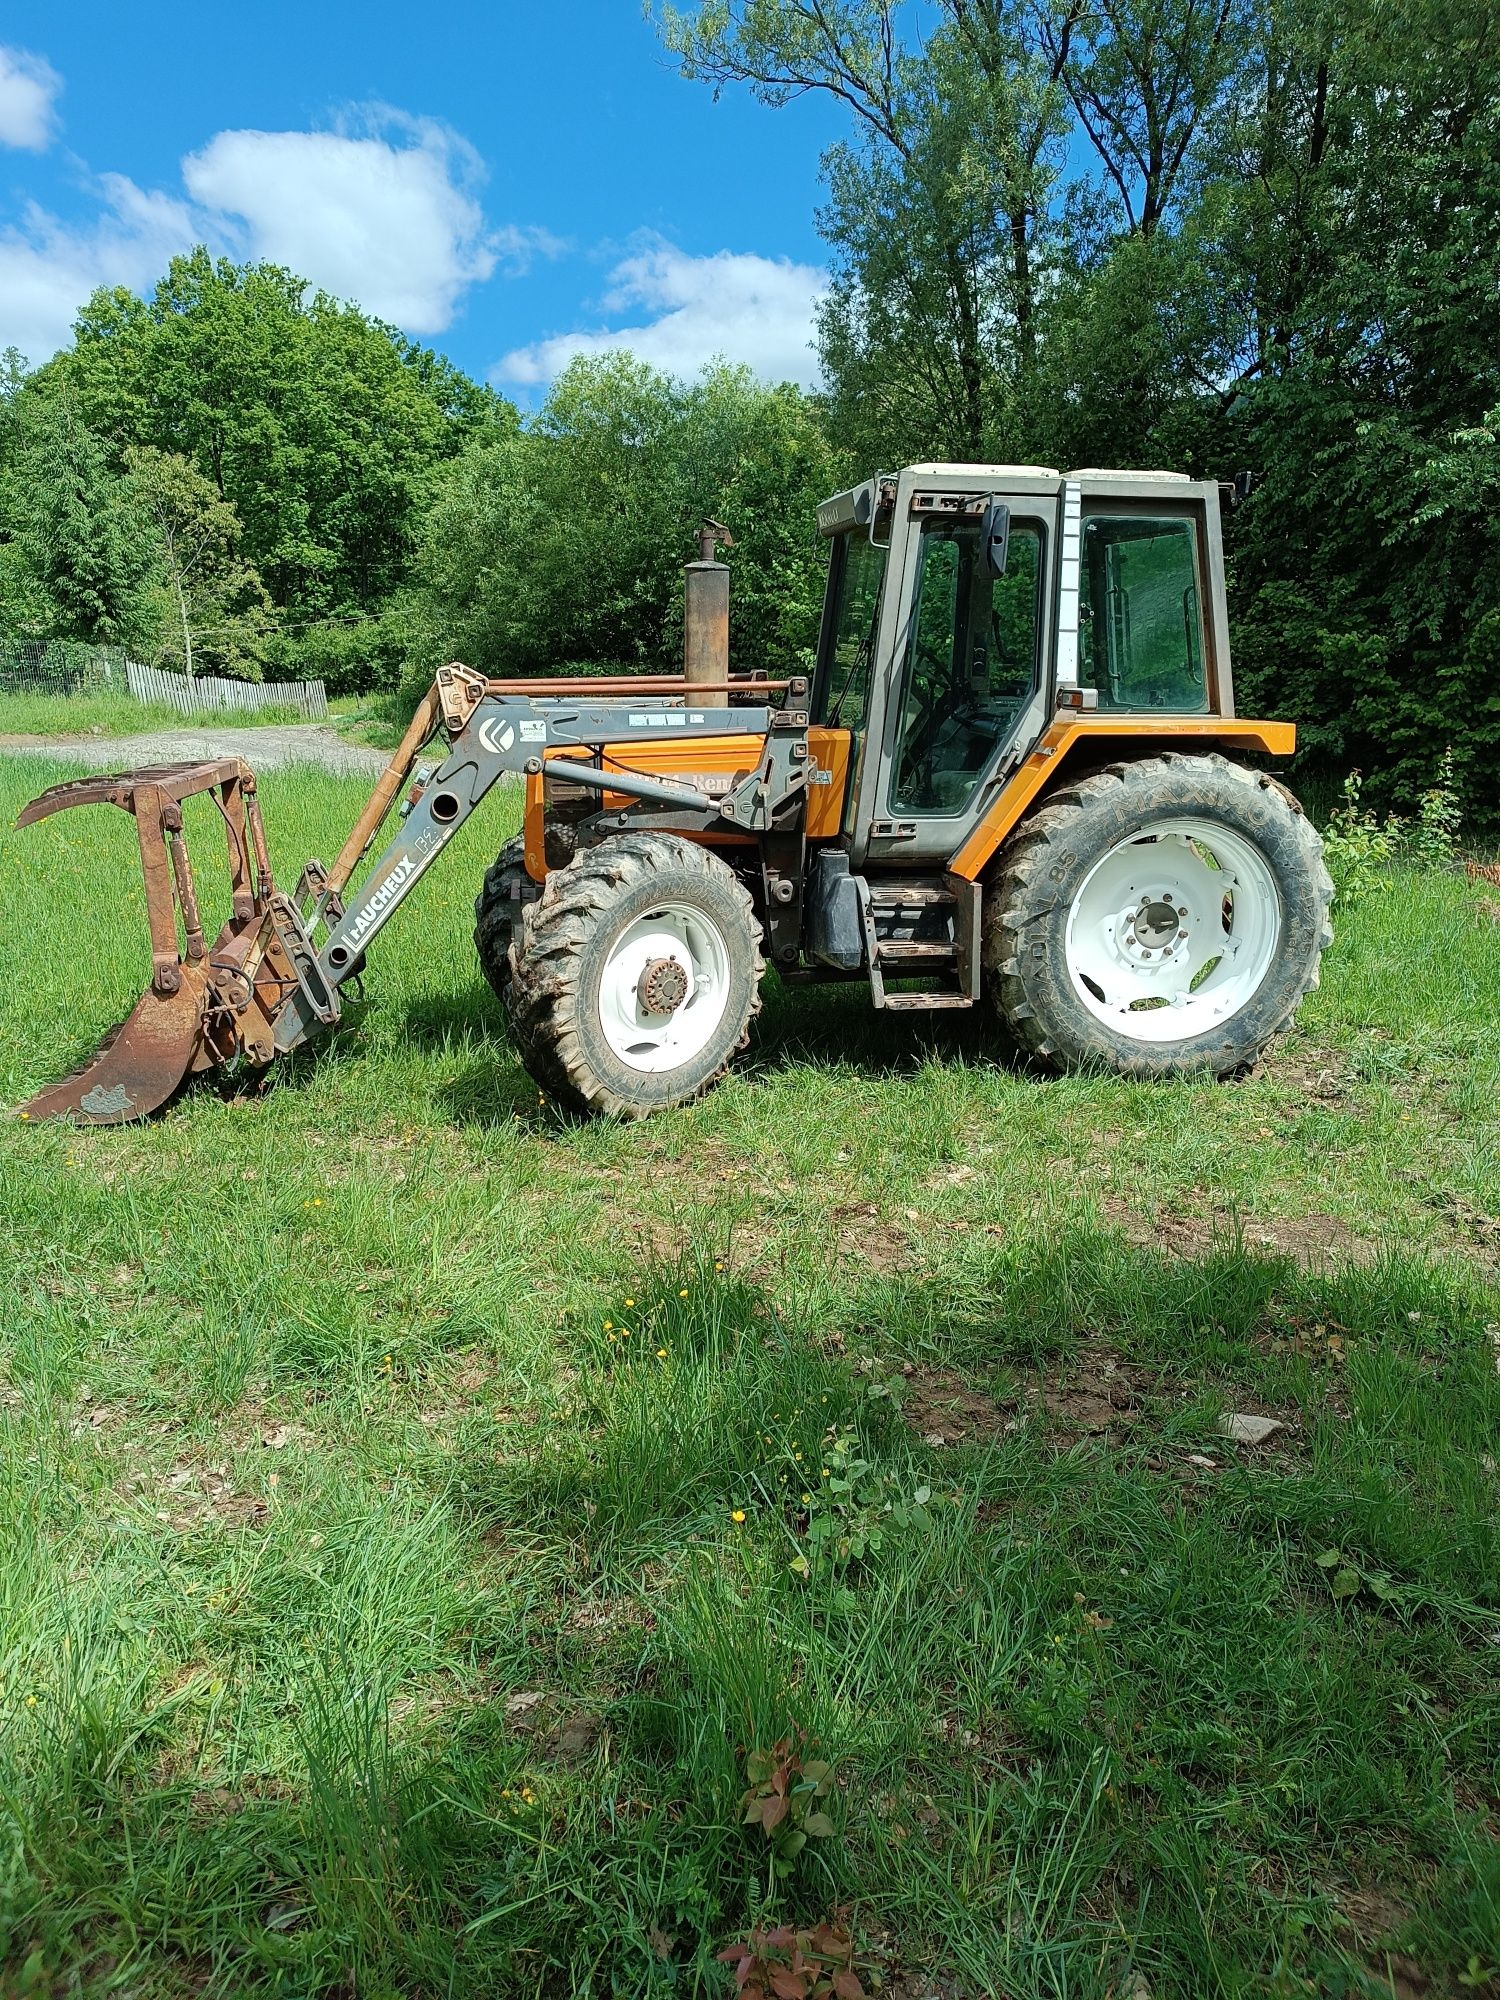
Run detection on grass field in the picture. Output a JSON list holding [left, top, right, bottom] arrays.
[[0, 690, 341, 741], [1, 753, 1497, 1999]]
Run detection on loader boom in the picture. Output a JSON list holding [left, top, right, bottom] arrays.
[[15, 668, 810, 1120]]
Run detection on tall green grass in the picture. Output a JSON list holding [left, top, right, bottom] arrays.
[[0, 757, 1497, 1996], [0, 690, 325, 740]]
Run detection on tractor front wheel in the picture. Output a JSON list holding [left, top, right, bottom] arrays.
[[473, 835, 540, 1001], [985, 753, 1332, 1078], [505, 833, 764, 1116]]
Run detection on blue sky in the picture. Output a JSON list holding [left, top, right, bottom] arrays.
[[0, 1, 847, 395]]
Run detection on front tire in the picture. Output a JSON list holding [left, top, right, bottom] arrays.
[[984, 754, 1333, 1078], [474, 835, 539, 1002], [506, 833, 764, 1117]]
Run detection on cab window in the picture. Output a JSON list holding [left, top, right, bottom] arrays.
[[889, 519, 1042, 816], [818, 531, 887, 728], [1080, 515, 1208, 710]]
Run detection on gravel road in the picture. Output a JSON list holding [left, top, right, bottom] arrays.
[[0, 722, 390, 776]]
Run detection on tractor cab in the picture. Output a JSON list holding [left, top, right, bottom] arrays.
[[812, 465, 1235, 866]]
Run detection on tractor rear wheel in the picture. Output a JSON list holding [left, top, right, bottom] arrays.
[[505, 833, 764, 1116], [985, 753, 1332, 1078]]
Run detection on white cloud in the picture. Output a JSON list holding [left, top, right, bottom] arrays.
[[0, 45, 61, 152], [0, 174, 199, 365], [182, 110, 537, 334], [496, 239, 825, 389]]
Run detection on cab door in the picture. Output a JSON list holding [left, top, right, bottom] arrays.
[[851, 470, 1059, 869]]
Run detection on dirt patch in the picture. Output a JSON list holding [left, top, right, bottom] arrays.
[[127, 1461, 272, 1532], [0, 721, 391, 776], [903, 1355, 1165, 1449], [1259, 1042, 1353, 1101], [900, 1367, 1014, 1446], [832, 1201, 914, 1278], [1104, 1194, 1381, 1268], [500, 1688, 607, 1765]]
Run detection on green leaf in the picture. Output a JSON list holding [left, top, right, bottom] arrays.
[[1331, 1568, 1362, 1598], [804, 1811, 837, 1837], [746, 1751, 775, 1783], [1315, 1548, 1342, 1569], [776, 1828, 807, 1861]]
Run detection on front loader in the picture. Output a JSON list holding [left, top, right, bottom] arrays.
[[15, 463, 1332, 1124]]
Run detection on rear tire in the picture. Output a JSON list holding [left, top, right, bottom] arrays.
[[506, 833, 764, 1117], [984, 754, 1332, 1078]]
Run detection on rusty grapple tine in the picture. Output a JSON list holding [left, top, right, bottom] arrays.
[[21, 974, 212, 1125], [16, 757, 282, 1125]]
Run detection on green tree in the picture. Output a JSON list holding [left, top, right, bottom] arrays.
[[33, 251, 512, 632], [411, 354, 843, 680], [661, 2, 1071, 461], [123, 445, 274, 679], [0, 390, 158, 649]]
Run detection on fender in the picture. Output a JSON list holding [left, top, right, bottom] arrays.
[[947, 716, 1297, 882]]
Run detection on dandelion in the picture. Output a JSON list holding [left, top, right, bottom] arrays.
[[678, 1287, 689, 1298], [604, 1320, 613, 1331], [607, 1332, 618, 1343], [714, 1260, 724, 1272], [656, 1348, 667, 1359], [25, 1694, 36, 1707], [624, 1298, 635, 1308], [18, 1113, 29, 1122], [731, 1508, 747, 1524], [313, 1198, 323, 1207]]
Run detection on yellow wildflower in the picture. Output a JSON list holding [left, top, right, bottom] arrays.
[[730, 1508, 747, 1524], [678, 1287, 689, 1298], [656, 1348, 668, 1359]]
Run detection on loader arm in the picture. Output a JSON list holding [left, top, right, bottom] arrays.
[[15, 668, 810, 1121]]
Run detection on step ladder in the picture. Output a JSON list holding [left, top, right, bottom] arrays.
[[855, 876, 983, 1012]]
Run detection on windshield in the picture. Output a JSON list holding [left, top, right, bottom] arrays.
[[820, 532, 887, 728], [889, 519, 1043, 814]]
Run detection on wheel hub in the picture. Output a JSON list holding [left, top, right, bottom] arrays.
[[1120, 893, 1190, 963], [1063, 819, 1285, 1045], [637, 955, 690, 1016]]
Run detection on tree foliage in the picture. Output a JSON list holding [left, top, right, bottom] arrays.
[[409, 353, 844, 681], [123, 445, 273, 680], [661, 0, 1500, 822], [29, 250, 507, 624]]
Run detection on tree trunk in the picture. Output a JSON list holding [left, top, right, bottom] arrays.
[[174, 569, 194, 679]]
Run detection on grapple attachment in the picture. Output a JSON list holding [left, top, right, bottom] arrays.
[[17, 759, 337, 1124]]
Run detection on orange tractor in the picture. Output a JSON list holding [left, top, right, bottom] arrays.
[[17, 464, 1331, 1123]]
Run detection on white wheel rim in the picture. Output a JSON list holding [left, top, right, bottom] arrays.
[[1064, 817, 1283, 1045], [597, 900, 734, 1073]]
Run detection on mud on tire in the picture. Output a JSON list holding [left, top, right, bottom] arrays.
[[983, 753, 1333, 1078], [505, 833, 764, 1117]]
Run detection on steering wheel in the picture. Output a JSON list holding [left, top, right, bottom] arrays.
[[897, 643, 951, 798]]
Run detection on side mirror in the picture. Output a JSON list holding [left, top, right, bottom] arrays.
[[980, 497, 1010, 578]]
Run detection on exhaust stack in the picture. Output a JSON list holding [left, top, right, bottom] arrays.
[[683, 518, 732, 685]]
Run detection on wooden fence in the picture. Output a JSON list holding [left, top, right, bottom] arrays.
[[124, 659, 328, 721]]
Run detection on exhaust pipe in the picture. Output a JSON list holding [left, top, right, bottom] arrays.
[[684, 518, 732, 686]]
